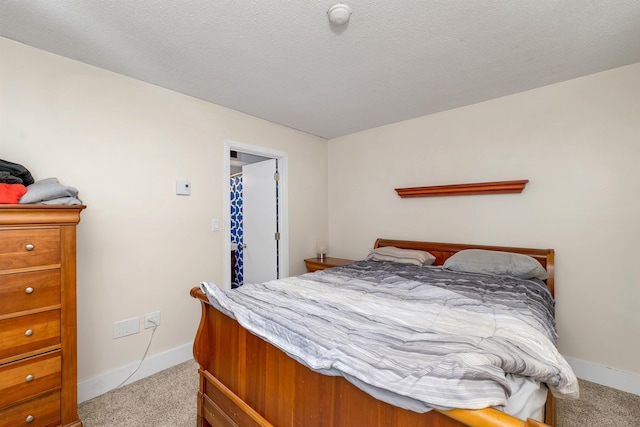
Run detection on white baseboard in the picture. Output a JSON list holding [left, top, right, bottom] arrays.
[[77, 342, 194, 403], [565, 356, 640, 396]]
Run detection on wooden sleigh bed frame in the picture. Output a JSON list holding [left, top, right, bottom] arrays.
[[190, 238, 557, 427]]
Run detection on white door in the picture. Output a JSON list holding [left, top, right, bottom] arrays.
[[242, 158, 278, 284]]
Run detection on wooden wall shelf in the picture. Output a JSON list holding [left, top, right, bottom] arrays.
[[395, 180, 529, 198]]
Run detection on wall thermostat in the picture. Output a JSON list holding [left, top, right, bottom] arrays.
[[176, 180, 191, 195]]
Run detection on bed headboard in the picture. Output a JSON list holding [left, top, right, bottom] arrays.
[[374, 238, 555, 297]]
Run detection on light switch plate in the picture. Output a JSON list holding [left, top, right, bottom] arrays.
[[113, 317, 140, 339]]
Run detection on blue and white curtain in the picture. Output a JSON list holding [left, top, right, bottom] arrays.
[[230, 174, 243, 287]]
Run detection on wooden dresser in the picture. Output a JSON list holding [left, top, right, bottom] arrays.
[[0, 205, 85, 427]]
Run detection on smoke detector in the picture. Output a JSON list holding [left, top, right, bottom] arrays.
[[328, 3, 352, 25]]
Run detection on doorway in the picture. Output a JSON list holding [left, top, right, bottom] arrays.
[[223, 140, 289, 289]]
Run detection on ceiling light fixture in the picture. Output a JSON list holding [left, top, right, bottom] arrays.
[[327, 3, 352, 25]]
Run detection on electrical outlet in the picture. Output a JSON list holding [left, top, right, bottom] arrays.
[[113, 317, 140, 339], [144, 311, 161, 329]]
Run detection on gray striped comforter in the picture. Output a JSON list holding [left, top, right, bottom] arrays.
[[200, 260, 578, 412]]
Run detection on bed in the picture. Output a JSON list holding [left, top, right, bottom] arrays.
[[190, 238, 578, 427]]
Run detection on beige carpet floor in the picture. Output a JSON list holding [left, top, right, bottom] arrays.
[[78, 360, 199, 427], [556, 378, 640, 427], [79, 360, 640, 426]]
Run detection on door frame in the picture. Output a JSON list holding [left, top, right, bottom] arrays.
[[223, 140, 289, 289]]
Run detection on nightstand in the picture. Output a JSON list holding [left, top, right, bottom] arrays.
[[304, 257, 355, 272]]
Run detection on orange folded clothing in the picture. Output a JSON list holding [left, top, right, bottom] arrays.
[[0, 183, 28, 204]]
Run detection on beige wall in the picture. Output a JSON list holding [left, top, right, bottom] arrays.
[[0, 38, 328, 382], [328, 63, 640, 376], [3, 34, 638, 387]]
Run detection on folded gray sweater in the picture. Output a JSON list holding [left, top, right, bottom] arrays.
[[39, 197, 83, 205], [20, 178, 82, 204]]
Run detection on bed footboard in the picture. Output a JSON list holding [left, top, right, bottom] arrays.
[[190, 287, 554, 427], [199, 369, 272, 427]]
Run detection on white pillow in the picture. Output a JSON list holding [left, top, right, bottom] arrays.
[[443, 249, 548, 280], [366, 246, 436, 266]]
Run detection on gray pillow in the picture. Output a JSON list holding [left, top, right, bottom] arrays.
[[442, 249, 548, 280], [366, 246, 436, 266]]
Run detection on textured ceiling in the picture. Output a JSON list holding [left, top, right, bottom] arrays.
[[1, 1, 639, 139]]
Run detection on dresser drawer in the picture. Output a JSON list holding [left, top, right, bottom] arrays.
[[0, 390, 60, 427], [0, 229, 60, 270], [0, 270, 61, 315], [0, 310, 60, 361], [0, 351, 61, 408]]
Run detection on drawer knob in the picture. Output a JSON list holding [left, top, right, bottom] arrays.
[[25, 287, 34, 294], [26, 374, 34, 382], [26, 415, 34, 423], [25, 329, 34, 337], [25, 244, 35, 251]]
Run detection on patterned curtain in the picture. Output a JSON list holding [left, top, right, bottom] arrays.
[[230, 174, 243, 287]]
